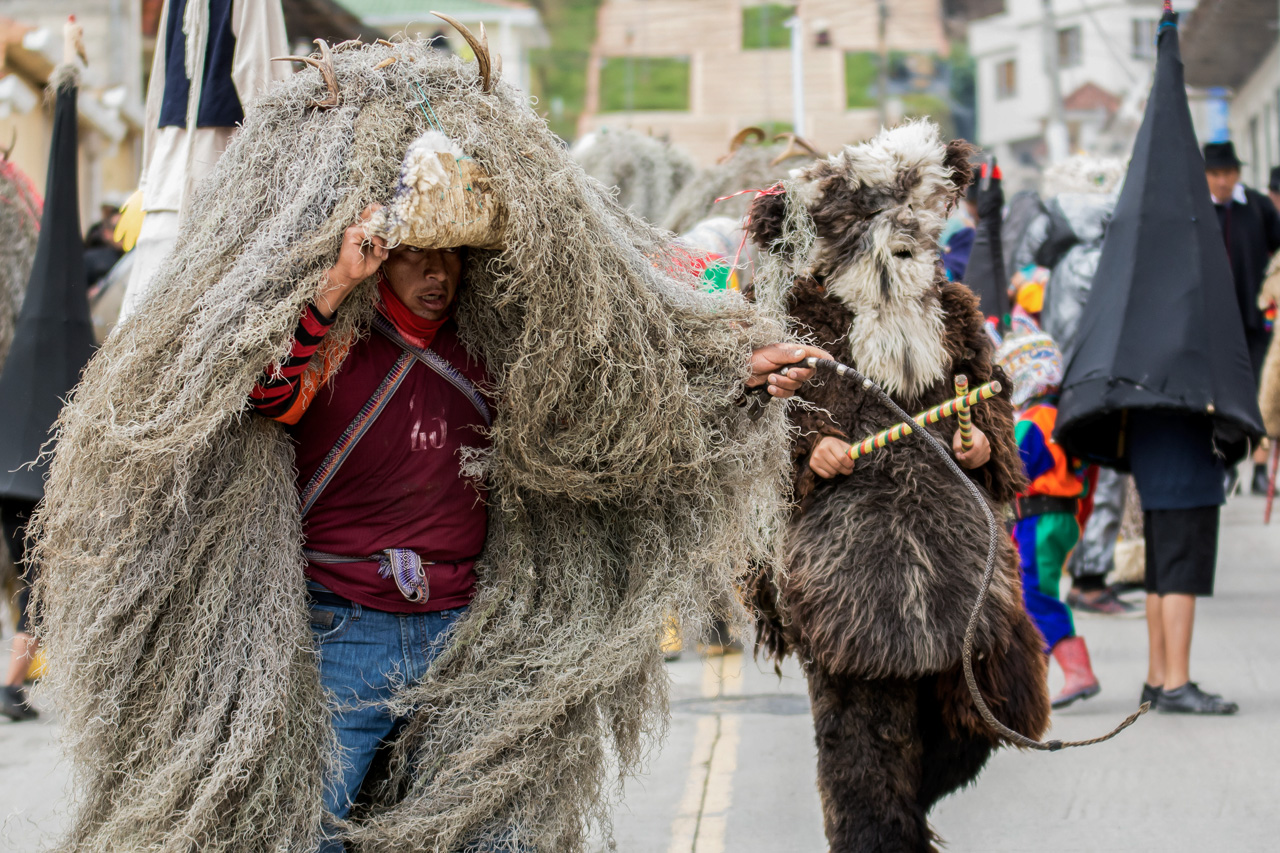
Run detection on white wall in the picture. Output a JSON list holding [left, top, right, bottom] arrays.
[[1227, 40, 1280, 191], [970, 0, 1164, 151]]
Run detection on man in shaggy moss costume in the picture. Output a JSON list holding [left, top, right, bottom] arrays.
[[748, 121, 1051, 852], [28, 34, 820, 853]]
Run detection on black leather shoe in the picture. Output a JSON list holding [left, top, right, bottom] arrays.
[[1251, 464, 1270, 496], [1157, 682, 1238, 715], [1139, 683, 1161, 709], [0, 685, 38, 721]]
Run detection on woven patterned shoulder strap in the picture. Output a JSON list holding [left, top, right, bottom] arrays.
[[298, 350, 416, 516], [371, 312, 492, 426]]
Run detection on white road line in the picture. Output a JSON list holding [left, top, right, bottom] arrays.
[[667, 653, 744, 853]]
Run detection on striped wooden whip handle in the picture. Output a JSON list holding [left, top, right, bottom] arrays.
[[846, 381, 1001, 462], [955, 375, 973, 451]]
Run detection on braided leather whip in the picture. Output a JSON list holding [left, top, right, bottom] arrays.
[[790, 357, 1149, 750]]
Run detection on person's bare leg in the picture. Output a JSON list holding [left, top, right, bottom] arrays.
[[1145, 593, 1165, 687], [1160, 594, 1196, 690], [5, 633, 38, 687]]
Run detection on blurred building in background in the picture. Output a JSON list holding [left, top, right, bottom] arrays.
[[1182, 0, 1279, 191], [337, 0, 548, 95], [0, 0, 374, 234], [577, 0, 957, 164], [968, 0, 1173, 188], [0, 3, 145, 230]]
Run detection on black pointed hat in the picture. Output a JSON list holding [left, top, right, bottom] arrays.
[[0, 71, 96, 502], [964, 158, 1010, 328], [1053, 3, 1264, 468]]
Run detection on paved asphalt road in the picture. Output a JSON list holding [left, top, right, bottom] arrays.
[[3, 496, 1276, 852]]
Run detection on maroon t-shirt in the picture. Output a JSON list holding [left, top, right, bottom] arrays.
[[288, 322, 490, 612]]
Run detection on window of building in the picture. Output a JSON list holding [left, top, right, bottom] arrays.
[[1131, 19, 1158, 59], [845, 51, 950, 110], [742, 4, 795, 50], [599, 57, 692, 112], [845, 51, 880, 108], [1057, 26, 1082, 68], [995, 58, 1017, 100]]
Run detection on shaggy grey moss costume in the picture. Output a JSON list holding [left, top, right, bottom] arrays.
[[747, 122, 1050, 852], [30, 39, 790, 852], [0, 157, 40, 373], [661, 133, 819, 235], [570, 127, 696, 225], [0, 156, 41, 606]]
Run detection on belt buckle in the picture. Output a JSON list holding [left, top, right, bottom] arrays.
[[378, 549, 430, 603]]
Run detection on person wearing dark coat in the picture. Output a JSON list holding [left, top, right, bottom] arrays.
[[1055, 4, 1263, 715], [963, 159, 1009, 327], [1204, 141, 1280, 494], [0, 45, 96, 720], [1204, 141, 1280, 379]]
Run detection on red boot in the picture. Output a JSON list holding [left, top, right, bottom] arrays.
[[1050, 635, 1101, 708]]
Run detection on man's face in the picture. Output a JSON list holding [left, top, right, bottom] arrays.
[[382, 245, 463, 321], [1206, 167, 1240, 202]]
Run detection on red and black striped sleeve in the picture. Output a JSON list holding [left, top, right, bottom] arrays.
[[249, 304, 335, 418]]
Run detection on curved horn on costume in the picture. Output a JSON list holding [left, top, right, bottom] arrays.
[[432, 11, 496, 93], [728, 126, 766, 153], [272, 39, 340, 108], [769, 132, 820, 165]]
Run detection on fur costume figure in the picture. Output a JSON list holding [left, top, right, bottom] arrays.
[[661, 128, 820, 234], [29, 35, 792, 852], [1256, 253, 1280, 436], [0, 155, 41, 616], [747, 121, 1050, 852], [570, 126, 696, 225], [0, 156, 41, 369]]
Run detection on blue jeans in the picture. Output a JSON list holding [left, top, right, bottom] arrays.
[[309, 582, 466, 852]]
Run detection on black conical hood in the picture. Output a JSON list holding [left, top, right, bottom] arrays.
[[1053, 7, 1263, 469], [0, 74, 95, 502], [965, 159, 1009, 327]]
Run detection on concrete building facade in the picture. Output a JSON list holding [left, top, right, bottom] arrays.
[[1182, 0, 1280, 192], [579, 0, 951, 165], [968, 0, 1170, 181], [0, 2, 146, 228]]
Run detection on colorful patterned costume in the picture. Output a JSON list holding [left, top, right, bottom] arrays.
[[995, 310, 1100, 707], [1013, 402, 1086, 648]]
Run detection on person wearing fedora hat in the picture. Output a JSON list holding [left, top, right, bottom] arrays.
[[1204, 139, 1280, 494]]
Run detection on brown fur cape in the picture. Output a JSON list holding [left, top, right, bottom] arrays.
[[747, 122, 1049, 852]]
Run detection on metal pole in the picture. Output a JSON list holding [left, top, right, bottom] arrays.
[[1040, 0, 1069, 163], [786, 16, 805, 136], [877, 0, 889, 128]]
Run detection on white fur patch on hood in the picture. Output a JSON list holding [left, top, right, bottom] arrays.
[[808, 121, 956, 399]]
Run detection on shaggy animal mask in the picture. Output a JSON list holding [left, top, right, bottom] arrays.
[[750, 121, 974, 400]]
